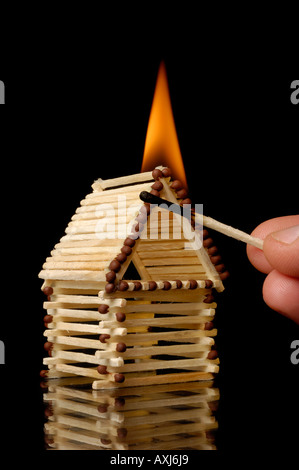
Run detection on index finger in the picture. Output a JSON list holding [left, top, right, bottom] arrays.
[[246, 215, 299, 274]]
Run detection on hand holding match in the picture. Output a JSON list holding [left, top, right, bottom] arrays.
[[139, 191, 264, 250]]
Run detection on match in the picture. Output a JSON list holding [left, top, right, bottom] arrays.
[[139, 191, 264, 250]]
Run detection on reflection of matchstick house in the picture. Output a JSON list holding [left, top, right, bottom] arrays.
[[43, 378, 219, 450], [39, 166, 229, 390]]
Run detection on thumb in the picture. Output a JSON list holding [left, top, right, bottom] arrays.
[[262, 224, 299, 323], [263, 224, 299, 277]]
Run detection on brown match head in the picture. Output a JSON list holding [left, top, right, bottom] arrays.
[[161, 167, 171, 177], [116, 252, 127, 264], [203, 238, 214, 248], [207, 350, 218, 360], [106, 270, 116, 283], [117, 428, 128, 438], [170, 179, 183, 190], [208, 401, 219, 412], [148, 281, 157, 291], [109, 259, 121, 272], [204, 294, 215, 304], [210, 255, 222, 265], [44, 406, 53, 418], [44, 342, 53, 352], [176, 188, 188, 199], [116, 312, 126, 322], [205, 280, 213, 289], [97, 365, 108, 375], [114, 397, 126, 408], [151, 181, 163, 191], [114, 373, 125, 383], [100, 438, 111, 445], [150, 189, 160, 197], [98, 304, 109, 314], [163, 281, 171, 290], [43, 286, 53, 296], [118, 280, 129, 291], [215, 264, 226, 273], [133, 281, 142, 291], [189, 280, 198, 289], [40, 370, 48, 378], [97, 404, 108, 413], [116, 342, 127, 353], [204, 321, 214, 330], [152, 169, 163, 180], [181, 198, 192, 205], [99, 334, 111, 343], [121, 245, 132, 255], [105, 283, 116, 294], [44, 315, 53, 324], [208, 246, 218, 256], [220, 271, 230, 281], [124, 237, 136, 247]]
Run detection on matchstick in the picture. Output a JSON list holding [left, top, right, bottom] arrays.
[[140, 191, 264, 250]]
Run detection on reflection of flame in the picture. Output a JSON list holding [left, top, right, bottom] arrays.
[[141, 61, 187, 187]]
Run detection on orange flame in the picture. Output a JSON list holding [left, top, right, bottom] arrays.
[[141, 61, 187, 187]]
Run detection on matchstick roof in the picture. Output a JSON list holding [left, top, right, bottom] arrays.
[[39, 166, 228, 294]]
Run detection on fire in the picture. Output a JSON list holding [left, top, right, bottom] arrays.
[[141, 61, 187, 187]]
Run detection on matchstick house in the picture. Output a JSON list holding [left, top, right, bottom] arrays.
[[39, 166, 229, 389]]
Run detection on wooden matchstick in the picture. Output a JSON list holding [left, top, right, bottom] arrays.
[[140, 191, 264, 250]]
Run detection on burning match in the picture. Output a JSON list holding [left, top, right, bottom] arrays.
[[139, 191, 264, 250]]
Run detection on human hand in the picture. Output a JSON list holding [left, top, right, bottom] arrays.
[[247, 215, 299, 324]]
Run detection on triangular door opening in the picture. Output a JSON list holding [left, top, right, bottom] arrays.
[[122, 260, 141, 280]]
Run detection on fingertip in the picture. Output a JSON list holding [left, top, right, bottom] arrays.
[[246, 215, 299, 275], [246, 243, 272, 274], [263, 270, 299, 324], [263, 229, 299, 278]]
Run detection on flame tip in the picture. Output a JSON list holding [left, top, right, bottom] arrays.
[[141, 63, 187, 187]]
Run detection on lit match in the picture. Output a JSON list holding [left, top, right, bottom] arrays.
[[139, 191, 264, 250]]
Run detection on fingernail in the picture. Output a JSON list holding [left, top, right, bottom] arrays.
[[271, 225, 299, 245]]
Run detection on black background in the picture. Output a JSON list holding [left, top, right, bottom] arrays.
[[0, 20, 298, 461]]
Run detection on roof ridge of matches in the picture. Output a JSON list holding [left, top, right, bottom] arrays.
[[38, 165, 229, 295], [103, 166, 229, 294]]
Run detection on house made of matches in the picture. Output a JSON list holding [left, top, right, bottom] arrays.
[[39, 166, 229, 390]]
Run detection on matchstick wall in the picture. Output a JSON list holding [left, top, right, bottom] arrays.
[[39, 167, 228, 389]]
